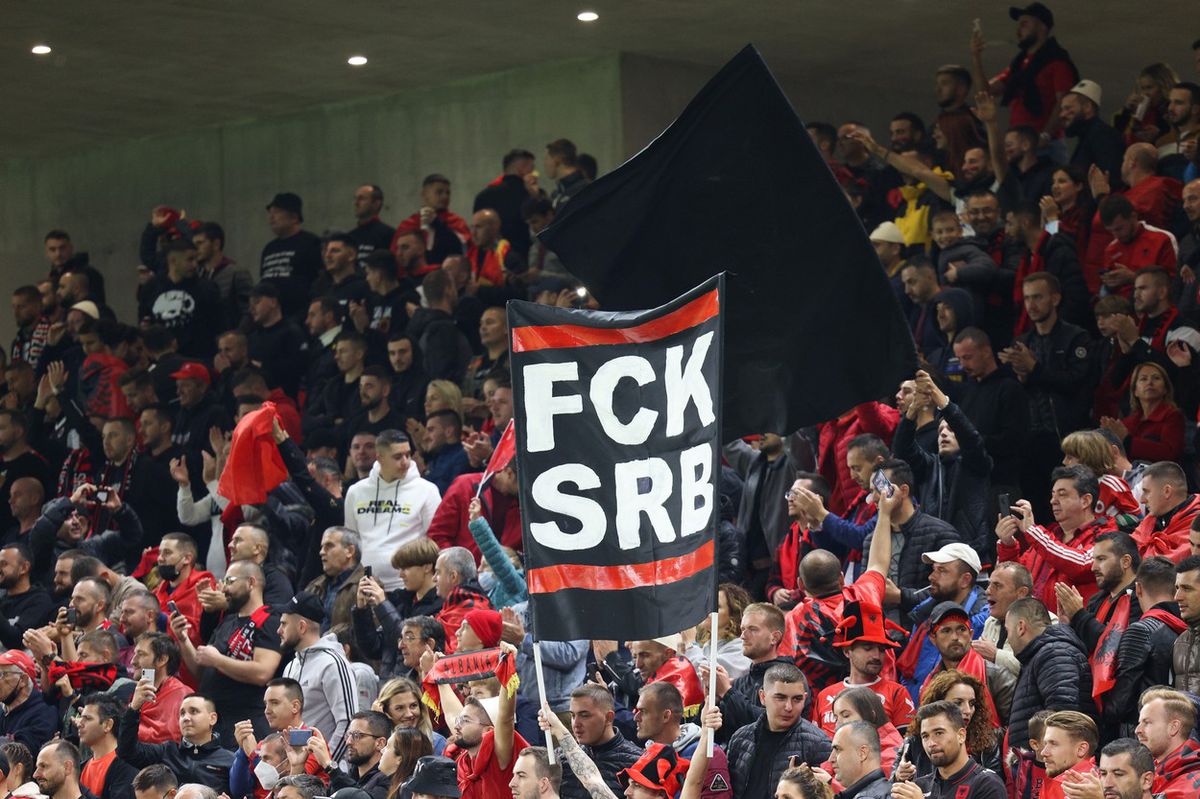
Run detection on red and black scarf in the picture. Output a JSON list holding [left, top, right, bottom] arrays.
[[1154, 738, 1200, 795], [1140, 306, 1180, 353], [421, 647, 518, 721], [1090, 591, 1133, 712], [227, 605, 273, 662], [48, 660, 120, 692]]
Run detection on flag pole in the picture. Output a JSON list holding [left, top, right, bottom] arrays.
[[707, 611, 718, 757], [533, 640, 557, 764]]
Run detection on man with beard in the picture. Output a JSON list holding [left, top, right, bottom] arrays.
[[920, 602, 1016, 724], [812, 599, 913, 735], [346, 367, 405, 441], [317, 235, 369, 311], [1095, 738, 1157, 799], [1060, 80, 1125, 180], [322, 711, 392, 799], [1040, 711, 1100, 799], [1157, 83, 1200, 159], [0, 410, 51, 535], [1005, 215, 1090, 331], [1135, 688, 1200, 799], [0, 649, 58, 753], [229, 678, 322, 799], [555, 685, 640, 799], [33, 740, 93, 799], [1109, 268, 1200, 370], [450, 644, 526, 799], [76, 694, 138, 799], [118, 693, 234, 793], [508, 747, 561, 799], [0, 542, 53, 649], [172, 560, 282, 744], [1098, 200, 1179, 299], [893, 701, 1005, 799], [128, 633, 188, 745]]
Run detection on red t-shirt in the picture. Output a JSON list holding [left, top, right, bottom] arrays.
[[81, 751, 117, 797], [457, 729, 529, 799], [994, 58, 1076, 132], [812, 677, 915, 736]]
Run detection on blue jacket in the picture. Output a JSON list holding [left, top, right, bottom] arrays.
[[425, 445, 472, 496], [468, 517, 527, 608]]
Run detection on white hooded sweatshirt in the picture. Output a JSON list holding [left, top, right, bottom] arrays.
[[344, 460, 441, 589]]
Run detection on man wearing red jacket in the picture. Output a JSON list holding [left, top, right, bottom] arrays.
[[152, 532, 214, 688], [1098, 194, 1178, 298], [996, 465, 1110, 613], [817, 402, 899, 516], [1039, 711, 1099, 799], [389, 174, 469, 266], [1137, 688, 1200, 798], [427, 468, 521, 559], [1132, 462, 1200, 560]]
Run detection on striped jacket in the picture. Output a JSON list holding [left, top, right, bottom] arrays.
[[283, 632, 358, 760], [996, 516, 1113, 614]]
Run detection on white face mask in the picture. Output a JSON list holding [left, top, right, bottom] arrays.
[[254, 760, 281, 790], [478, 570, 497, 593]]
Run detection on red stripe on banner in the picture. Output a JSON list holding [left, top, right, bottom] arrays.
[[511, 288, 719, 352], [527, 539, 715, 593]]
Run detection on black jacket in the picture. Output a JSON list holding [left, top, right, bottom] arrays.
[[118, 706, 235, 794], [330, 763, 390, 799], [29, 497, 143, 582], [247, 317, 308, 398], [836, 769, 892, 799], [727, 714, 832, 798], [1104, 600, 1184, 734], [956, 367, 1030, 487], [1031, 234, 1091, 329], [352, 589, 442, 681], [1018, 318, 1093, 437], [1068, 116, 1126, 185], [915, 758, 1006, 799], [138, 274, 223, 359], [715, 655, 794, 745], [862, 509, 960, 591], [1008, 624, 1096, 746], [86, 753, 138, 799], [474, 175, 533, 256], [0, 585, 55, 648], [558, 730, 643, 799], [894, 402, 992, 551]]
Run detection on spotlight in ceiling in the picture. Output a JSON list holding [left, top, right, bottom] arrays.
[[31, 44, 52, 55], [577, 11, 599, 22], [347, 55, 368, 66]]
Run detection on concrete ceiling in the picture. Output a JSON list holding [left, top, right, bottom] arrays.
[[4, 1, 1199, 159]]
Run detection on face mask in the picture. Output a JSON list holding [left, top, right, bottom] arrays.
[[157, 562, 179, 582], [477, 570, 497, 593], [254, 760, 281, 790]]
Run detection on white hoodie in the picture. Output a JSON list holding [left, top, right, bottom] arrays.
[[344, 460, 441, 589]]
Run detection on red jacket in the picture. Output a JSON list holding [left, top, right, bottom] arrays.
[[153, 567, 215, 687], [466, 240, 513, 286], [1154, 739, 1200, 799], [1132, 494, 1200, 561], [996, 518, 1111, 612], [1102, 222, 1177, 297], [1042, 758, 1096, 799], [137, 675, 187, 743], [817, 402, 899, 516], [1122, 403, 1186, 464], [1084, 176, 1182, 284], [435, 584, 493, 655], [427, 472, 522, 559]]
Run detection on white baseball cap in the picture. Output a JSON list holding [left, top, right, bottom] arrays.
[[869, 221, 906, 245], [1069, 80, 1103, 110], [922, 542, 982, 574]]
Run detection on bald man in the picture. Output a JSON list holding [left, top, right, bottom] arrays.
[[225, 524, 294, 608], [4, 476, 45, 544], [467, 209, 525, 288]]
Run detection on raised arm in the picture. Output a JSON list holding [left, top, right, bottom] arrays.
[[849, 129, 952, 202], [539, 704, 619, 799], [867, 487, 900, 576]]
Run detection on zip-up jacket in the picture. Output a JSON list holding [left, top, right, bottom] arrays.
[[282, 633, 359, 760], [117, 706, 235, 794]]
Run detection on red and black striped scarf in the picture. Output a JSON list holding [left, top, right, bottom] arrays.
[[227, 605, 273, 662]]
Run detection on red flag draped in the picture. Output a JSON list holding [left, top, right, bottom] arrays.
[[477, 420, 516, 496], [217, 402, 289, 505], [1090, 593, 1132, 712]]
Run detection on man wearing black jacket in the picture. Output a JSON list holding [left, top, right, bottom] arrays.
[[1102, 556, 1185, 738], [953, 327, 1030, 498], [76, 694, 137, 799], [1061, 531, 1141, 653], [708, 602, 791, 744], [1061, 82, 1125, 181], [557, 685, 641, 799], [349, 185, 395, 267], [138, 240, 221, 360], [118, 693, 234, 793], [474, 150, 536, 257], [271, 419, 342, 587], [0, 542, 54, 649], [324, 711, 392, 799], [246, 283, 308, 399]]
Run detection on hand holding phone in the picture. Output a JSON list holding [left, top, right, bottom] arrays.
[[288, 728, 313, 747], [363, 565, 372, 578], [66, 607, 78, 627], [167, 601, 179, 615], [871, 469, 894, 498], [141, 668, 156, 684], [998, 493, 1011, 518]]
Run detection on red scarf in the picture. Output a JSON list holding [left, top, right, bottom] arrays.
[[1139, 306, 1180, 353], [421, 647, 518, 721], [919, 648, 1001, 729], [1011, 234, 1049, 336], [1090, 591, 1133, 712], [217, 403, 289, 505], [226, 605, 273, 662], [650, 655, 706, 719], [1133, 495, 1200, 560], [1142, 607, 1188, 634], [48, 660, 120, 692]]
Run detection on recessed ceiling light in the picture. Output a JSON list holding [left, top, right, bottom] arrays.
[[347, 55, 368, 66], [577, 11, 599, 22], [31, 44, 52, 55]]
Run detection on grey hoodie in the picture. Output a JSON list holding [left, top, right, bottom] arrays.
[[283, 632, 359, 760]]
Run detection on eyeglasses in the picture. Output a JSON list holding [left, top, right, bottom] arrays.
[[785, 490, 797, 500], [345, 731, 384, 741], [220, 575, 245, 586], [401, 633, 421, 642]]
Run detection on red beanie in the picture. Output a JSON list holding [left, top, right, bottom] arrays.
[[464, 608, 503, 649]]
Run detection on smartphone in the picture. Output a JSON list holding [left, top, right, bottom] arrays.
[[167, 601, 179, 615], [998, 493, 1012, 518], [94, 489, 109, 503], [141, 668, 156, 684], [363, 565, 373, 578], [66, 608, 78, 626], [973, 17, 983, 35], [288, 729, 313, 746], [871, 468, 894, 498]]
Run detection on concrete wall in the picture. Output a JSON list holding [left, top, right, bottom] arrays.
[[0, 54, 625, 345]]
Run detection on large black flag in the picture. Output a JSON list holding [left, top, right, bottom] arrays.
[[508, 276, 723, 642], [540, 45, 917, 440]]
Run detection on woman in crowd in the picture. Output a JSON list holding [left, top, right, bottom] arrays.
[[820, 686, 904, 778], [1060, 429, 1142, 527], [686, 582, 753, 681], [1102, 361, 1186, 464], [1040, 165, 1095, 290], [898, 670, 1001, 778], [381, 727, 434, 799], [375, 677, 448, 756]]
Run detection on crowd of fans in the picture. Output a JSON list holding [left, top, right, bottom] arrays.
[[6, 5, 1200, 799]]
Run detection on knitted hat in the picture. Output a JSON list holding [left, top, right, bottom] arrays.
[[463, 608, 503, 648]]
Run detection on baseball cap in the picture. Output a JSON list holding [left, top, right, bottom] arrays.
[[266, 192, 304, 221], [170, 362, 211, 386], [70, 300, 101, 320], [922, 542, 982, 574], [1009, 2, 1054, 28], [249, 281, 280, 300], [929, 601, 971, 627], [652, 633, 683, 653], [1068, 79, 1103, 110], [0, 650, 37, 682], [869, 221, 906, 245], [282, 592, 325, 625]]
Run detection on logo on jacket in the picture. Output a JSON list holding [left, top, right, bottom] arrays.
[[355, 500, 412, 515], [152, 290, 196, 325]]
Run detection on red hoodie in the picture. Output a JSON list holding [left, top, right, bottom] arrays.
[[154, 566, 215, 688], [817, 402, 899, 516], [1154, 739, 1200, 799]]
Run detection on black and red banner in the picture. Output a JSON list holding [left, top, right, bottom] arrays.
[[509, 276, 723, 641]]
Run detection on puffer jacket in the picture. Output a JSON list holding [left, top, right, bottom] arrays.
[[1008, 624, 1096, 746], [715, 656, 794, 745], [558, 730, 643, 799], [118, 706, 235, 793], [727, 714, 832, 798], [837, 769, 893, 799], [892, 402, 992, 552], [1104, 601, 1185, 735], [1173, 621, 1200, 695], [861, 509, 960, 591]]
